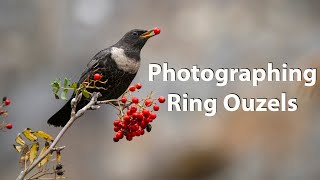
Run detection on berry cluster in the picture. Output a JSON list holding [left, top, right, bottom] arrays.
[[0, 96, 12, 130], [112, 83, 165, 142]]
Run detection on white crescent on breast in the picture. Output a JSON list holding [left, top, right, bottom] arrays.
[[111, 47, 141, 74]]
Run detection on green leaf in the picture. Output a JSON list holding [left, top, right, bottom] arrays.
[[82, 89, 91, 99], [61, 89, 68, 100], [79, 83, 85, 89], [51, 80, 60, 95], [63, 78, 70, 88], [70, 82, 77, 90]]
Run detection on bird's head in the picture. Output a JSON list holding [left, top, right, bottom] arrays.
[[116, 28, 160, 51]]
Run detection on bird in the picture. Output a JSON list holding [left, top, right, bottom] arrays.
[[48, 28, 160, 127]]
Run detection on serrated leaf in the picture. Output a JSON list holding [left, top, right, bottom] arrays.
[[82, 89, 91, 98], [13, 145, 22, 153], [29, 142, 39, 164], [61, 89, 68, 100], [63, 78, 70, 88], [70, 82, 77, 89], [22, 128, 38, 142], [38, 142, 50, 167], [33, 131, 54, 142], [15, 133, 25, 146]]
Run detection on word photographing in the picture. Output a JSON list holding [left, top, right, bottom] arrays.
[[149, 62, 316, 87]]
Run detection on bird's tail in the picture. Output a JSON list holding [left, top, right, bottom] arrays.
[[47, 99, 72, 127]]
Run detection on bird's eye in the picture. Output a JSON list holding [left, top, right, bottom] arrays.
[[132, 32, 138, 36]]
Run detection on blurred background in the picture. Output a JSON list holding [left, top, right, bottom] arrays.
[[1, 0, 320, 179]]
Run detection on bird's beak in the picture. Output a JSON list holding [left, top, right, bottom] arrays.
[[140, 29, 155, 39]]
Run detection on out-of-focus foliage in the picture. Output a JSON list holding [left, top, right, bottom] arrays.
[[13, 128, 65, 179]]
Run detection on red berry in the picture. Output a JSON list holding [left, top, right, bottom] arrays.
[[6, 123, 12, 129], [132, 97, 139, 104], [139, 120, 146, 128], [132, 112, 138, 119], [126, 136, 133, 141], [120, 122, 127, 129], [145, 99, 152, 107], [140, 129, 145, 135], [136, 130, 141, 136], [123, 120, 130, 125], [113, 136, 119, 142], [145, 118, 152, 123], [4, 99, 10, 106], [114, 126, 121, 132], [129, 86, 136, 92], [142, 109, 150, 117], [123, 115, 130, 122], [131, 120, 137, 125], [136, 113, 144, 121], [0, 110, 4, 115], [134, 124, 139, 131], [153, 105, 160, 111], [135, 83, 142, 89], [116, 131, 124, 139], [130, 105, 138, 113], [93, 73, 102, 81], [158, 96, 165, 103], [129, 125, 136, 131], [113, 120, 121, 126], [153, 27, 161, 35], [126, 110, 132, 115], [121, 97, 127, 103], [149, 113, 157, 119]]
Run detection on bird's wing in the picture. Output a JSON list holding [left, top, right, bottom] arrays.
[[87, 48, 111, 70], [78, 48, 111, 84]]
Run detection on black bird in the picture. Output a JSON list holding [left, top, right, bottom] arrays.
[[48, 28, 158, 127]]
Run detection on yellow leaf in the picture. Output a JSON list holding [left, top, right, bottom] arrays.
[[15, 133, 25, 146], [56, 150, 61, 163], [38, 142, 50, 167], [29, 142, 39, 164], [39, 153, 51, 167], [19, 145, 29, 165], [13, 145, 22, 153], [32, 131, 54, 142], [22, 128, 37, 142], [38, 142, 49, 156]]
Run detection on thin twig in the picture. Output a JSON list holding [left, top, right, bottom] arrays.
[[28, 169, 52, 180]]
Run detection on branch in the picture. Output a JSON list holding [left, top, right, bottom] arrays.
[[16, 92, 101, 180]]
